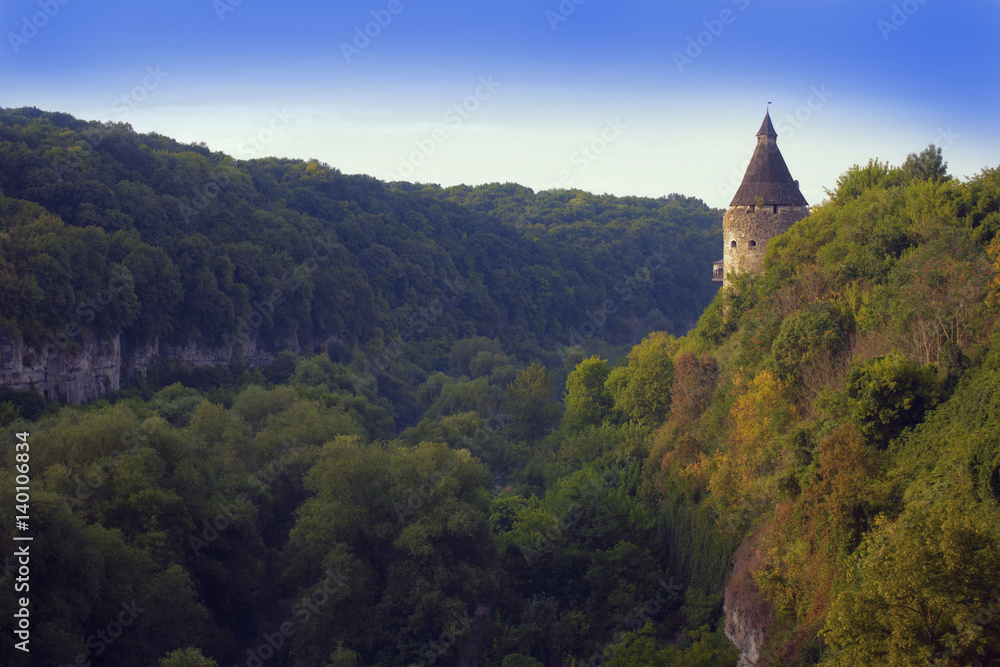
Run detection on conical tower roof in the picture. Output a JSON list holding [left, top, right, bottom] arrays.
[[730, 111, 808, 207], [757, 112, 777, 138]]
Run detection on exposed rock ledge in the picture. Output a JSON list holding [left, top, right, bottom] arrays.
[[0, 331, 289, 405], [724, 529, 771, 667], [0, 333, 121, 404]]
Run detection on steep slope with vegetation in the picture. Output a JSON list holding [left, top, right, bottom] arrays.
[[645, 148, 1000, 665], [0, 107, 718, 410]]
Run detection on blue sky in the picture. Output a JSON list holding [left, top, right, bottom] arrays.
[[2, 0, 998, 208]]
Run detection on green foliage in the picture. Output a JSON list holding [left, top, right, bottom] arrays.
[[818, 188, 914, 283], [0, 400, 21, 425], [899, 144, 951, 184], [0, 109, 721, 394], [895, 345, 1000, 507], [504, 363, 561, 445], [282, 436, 495, 664], [606, 331, 677, 428], [770, 301, 850, 385], [819, 146, 948, 208], [0, 387, 47, 421], [5, 114, 1000, 667], [826, 158, 899, 205], [501, 654, 544, 667], [230, 384, 297, 427], [160, 647, 219, 666], [681, 588, 724, 629], [694, 293, 728, 346], [651, 151, 1000, 665], [845, 353, 940, 449], [325, 642, 361, 666], [450, 337, 505, 377], [668, 352, 720, 423], [425, 375, 503, 420], [824, 507, 1000, 666], [603, 623, 739, 666], [562, 356, 612, 430]]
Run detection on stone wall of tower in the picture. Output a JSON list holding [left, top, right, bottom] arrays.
[[722, 205, 809, 288]]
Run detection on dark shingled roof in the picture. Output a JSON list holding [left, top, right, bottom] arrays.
[[757, 112, 777, 138], [730, 111, 808, 207]]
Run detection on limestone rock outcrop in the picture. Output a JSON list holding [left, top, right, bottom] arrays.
[[723, 531, 771, 667], [1, 331, 288, 404]]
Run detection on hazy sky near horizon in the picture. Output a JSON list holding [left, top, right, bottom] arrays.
[[2, 0, 998, 208]]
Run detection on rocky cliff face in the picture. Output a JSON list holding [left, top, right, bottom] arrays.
[[121, 335, 283, 382], [725, 590, 768, 667], [1, 331, 287, 405], [1, 333, 121, 404], [724, 531, 771, 667]]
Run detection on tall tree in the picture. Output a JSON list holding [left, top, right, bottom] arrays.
[[504, 363, 561, 444]]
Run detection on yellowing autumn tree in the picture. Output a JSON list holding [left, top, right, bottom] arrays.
[[709, 370, 796, 512]]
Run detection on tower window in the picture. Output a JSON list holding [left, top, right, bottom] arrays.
[[730, 240, 737, 248], [773, 205, 778, 213], [749, 240, 757, 248]]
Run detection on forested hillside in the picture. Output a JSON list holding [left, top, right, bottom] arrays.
[[0, 107, 717, 405], [1, 107, 999, 667], [646, 152, 1000, 665]]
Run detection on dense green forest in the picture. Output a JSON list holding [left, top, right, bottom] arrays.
[[0, 108, 716, 382], [2, 108, 1000, 666]]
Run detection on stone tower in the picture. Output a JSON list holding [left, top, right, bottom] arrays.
[[714, 111, 809, 289]]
